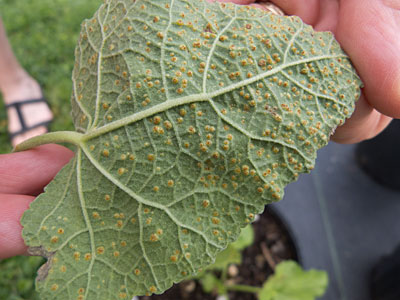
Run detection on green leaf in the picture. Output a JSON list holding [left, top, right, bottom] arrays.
[[231, 224, 254, 251], [208, 244, 242, 270], [199, 273, 223, 294], [258, 261, 328, 300], [20, 0, 361, 299], [206, 224, 252, 270]]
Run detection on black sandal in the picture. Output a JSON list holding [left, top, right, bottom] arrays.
[[5, 97, 52, 143]]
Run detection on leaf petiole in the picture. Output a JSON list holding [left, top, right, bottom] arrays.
[[225, 283, 261, 294], [14, 131, 84, 152]]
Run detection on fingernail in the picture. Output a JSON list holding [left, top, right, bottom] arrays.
[[251, 2, 285, 15]]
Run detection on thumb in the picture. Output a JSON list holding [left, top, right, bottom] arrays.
[[336, 0, 400, 118]]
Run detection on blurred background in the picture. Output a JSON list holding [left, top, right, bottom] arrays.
[[0, 0, 102, 154]]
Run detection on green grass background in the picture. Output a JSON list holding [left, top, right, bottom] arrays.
[[0, 0, 101, 298]]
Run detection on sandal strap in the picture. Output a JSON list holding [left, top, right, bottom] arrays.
[[6, 97, 52, 140], [5, 97, 48, 109], [6, 97, 48, 130]]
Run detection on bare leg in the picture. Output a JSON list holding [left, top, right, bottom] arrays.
[[0, 17, 53, 147]]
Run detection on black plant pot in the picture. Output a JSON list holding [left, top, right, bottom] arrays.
[[355, 119, 400, 191], [371, 244, 400, 300], [265, 206, 301, 264]]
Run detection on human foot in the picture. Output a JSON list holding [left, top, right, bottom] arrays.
[[2, 76, 53, 147]]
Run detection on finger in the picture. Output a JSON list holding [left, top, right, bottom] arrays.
[[314, 0, 339, 32], [268, 0, 320, 25], [208, 0, 255, 4], [384, 0, 400, 10], [331, 95, 393, 143], [0, 194, 34, 259], [250, 3, 285, 16], [0, 144, 74, 196], [336, 0, 400, 118]]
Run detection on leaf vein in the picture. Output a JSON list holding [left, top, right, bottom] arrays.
[[81, 145, 224, 250], [283, 21, 304, 63], [160, 0, 175, 100], [203, 7, 237, 93], [207, 99, 313, 165], [83, 54, 348, 141], [35, 158, 76, 237], [138, 202, 161, 290], [77, 150, 97, 299]]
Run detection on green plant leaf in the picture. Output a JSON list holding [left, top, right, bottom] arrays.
[[20, 0, 361, 299], [258, 261, 328, 300], [231, 224, 254, 251], [205, 224, 252, 270], [208, 244, 242, 270], [199, 273, 223, 294]]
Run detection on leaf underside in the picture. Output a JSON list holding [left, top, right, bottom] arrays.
[[21, 0, 361, 299]]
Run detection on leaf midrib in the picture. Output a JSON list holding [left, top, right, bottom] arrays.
[[82, 53, 346, 142]]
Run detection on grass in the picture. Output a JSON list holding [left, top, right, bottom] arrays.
[[0, 0, 101, 298], [0, 0, 101, 153], [0, 257, 43, 300]]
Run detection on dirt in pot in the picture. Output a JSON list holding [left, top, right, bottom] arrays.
[[139, 206, 299, 300]]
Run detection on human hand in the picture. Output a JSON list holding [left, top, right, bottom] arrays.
[[214, 0, 400, 143], [0, 145, 74, 260]]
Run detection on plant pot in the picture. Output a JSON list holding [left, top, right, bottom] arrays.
[[273, 139, 400, 300], [355, 119, 400, 191], [371, 244, 400, 300], [138, 206, 300, 300]]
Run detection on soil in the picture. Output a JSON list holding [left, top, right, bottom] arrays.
[[139, 206, 299, 300]]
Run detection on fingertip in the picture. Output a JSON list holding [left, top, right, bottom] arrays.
[[0, 144, 74, 195], [331, 97, 393, 144], [337, 0, 400, 118], [332, 116, 392, 144], [364, 50, 400, 118], [0, 195, 34, 259]]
